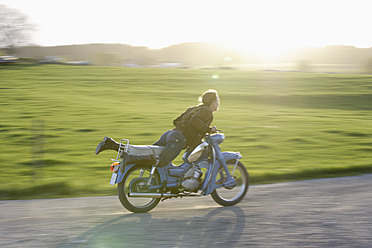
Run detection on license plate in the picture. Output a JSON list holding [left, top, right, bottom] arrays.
[[110, 173, 118, 185]]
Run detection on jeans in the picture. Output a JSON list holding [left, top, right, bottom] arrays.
[[153, 129, 187, 167]]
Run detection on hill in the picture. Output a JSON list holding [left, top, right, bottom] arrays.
[[14, 43, 372, 67]]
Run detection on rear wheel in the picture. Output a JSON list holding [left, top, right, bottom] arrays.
[[211, 160, 249, 206], [117, 165, 161, 213]]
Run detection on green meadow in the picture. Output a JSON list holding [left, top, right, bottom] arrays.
[[1, 63, 372, 199]]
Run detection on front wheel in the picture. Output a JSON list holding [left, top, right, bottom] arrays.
[[211, 160, 249, 206], [117, 165, 161, 213]]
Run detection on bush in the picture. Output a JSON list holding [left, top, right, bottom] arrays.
[[363, 58, 372, 74], [296, 60, 311, 72]]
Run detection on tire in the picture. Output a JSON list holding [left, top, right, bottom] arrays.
[[117, 165, 161, 213], [211, 160, 249, 206]]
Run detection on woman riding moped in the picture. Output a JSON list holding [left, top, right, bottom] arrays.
[[95, 89, 220, 168]]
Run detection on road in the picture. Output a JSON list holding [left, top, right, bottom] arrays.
[[1, 174, 372, 248]]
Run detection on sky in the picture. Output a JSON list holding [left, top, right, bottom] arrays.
[[1, 0, 372, 58]]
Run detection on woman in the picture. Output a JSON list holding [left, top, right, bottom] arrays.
[[95, 89, 220, 167]]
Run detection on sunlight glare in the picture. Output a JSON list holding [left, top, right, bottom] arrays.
[[1, 0, 371, 50]]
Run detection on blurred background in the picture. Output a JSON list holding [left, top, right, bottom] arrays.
[[1, 0, 372, 200], [2, 0, 372, 72]]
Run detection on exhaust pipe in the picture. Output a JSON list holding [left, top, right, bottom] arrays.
[[128, 192, 179, 198]]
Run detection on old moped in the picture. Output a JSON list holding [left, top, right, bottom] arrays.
[[108, 132, 249, 213]]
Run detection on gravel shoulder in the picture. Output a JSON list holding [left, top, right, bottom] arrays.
[[1, 174, 372, 247]]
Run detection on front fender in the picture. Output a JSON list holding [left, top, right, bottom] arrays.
[[201, 152, 242, 195], [222, 151, 242, 162]]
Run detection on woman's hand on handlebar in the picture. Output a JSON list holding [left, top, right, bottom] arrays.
[[211, 126, 218, 133]]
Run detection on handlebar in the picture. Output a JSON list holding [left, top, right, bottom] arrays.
[[210, 129, 223, 134]]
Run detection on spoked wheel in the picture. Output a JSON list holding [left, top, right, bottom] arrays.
[[211, 160, 249, 206], [117, 165, 161, 213]]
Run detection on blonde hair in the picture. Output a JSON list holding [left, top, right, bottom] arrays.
[[199, 89, 218, 106]]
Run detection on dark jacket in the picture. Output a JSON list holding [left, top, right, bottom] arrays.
[[173, 104, 213, 150]]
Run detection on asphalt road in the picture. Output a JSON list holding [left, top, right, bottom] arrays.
[[1, 174, 372, 248]]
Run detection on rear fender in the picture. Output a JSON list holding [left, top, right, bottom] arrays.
[[115, 163, 168, 184], [115, 163, 136, 184]]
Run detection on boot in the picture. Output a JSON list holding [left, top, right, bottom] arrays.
[[95, 136, 120, 155], [121, 152, 157, 167]]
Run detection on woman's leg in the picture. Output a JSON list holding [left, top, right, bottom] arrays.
[[152, 130, 170, 146], [157, 130, 187, 167], [95, 136, 120, 155]]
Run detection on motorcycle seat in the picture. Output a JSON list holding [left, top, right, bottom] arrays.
[[127, 145, 165, 156]]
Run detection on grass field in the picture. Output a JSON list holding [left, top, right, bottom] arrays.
[[1, 63, 372, 199]]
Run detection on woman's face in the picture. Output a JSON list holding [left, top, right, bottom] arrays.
[[210, 96, 220, 112]]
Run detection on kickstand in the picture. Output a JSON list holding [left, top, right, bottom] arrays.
[[160, 180, 170, 202]]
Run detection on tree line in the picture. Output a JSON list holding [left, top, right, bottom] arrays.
[[1, 4, 372, 71], [13, 43, 372, 68]]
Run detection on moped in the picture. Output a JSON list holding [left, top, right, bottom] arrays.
[[108, 132, 249, 213]]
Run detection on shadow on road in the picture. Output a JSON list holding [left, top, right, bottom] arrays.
[[56, 206, 246, 248]]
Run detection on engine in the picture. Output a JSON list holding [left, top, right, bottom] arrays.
[[181, 165, 203, 192]]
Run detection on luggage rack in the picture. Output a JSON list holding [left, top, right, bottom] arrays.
[[111, 139, 129, 162]]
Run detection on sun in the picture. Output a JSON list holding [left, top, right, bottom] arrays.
[[254, 43, 301, 61], [225, 38, 301, 62]]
